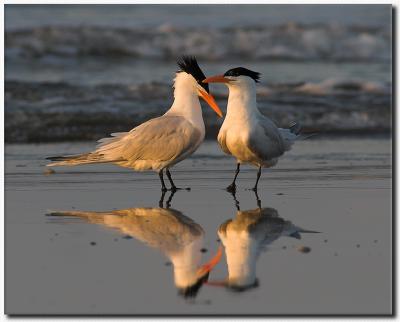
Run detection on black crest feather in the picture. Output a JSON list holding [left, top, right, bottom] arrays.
[[177, 272, 209, 299], [177, 56, 209, 93], [224, 67, 261, 83]]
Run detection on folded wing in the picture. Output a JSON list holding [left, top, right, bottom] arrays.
[[96, 115, 203, 165], [247, 118, 286, 161]]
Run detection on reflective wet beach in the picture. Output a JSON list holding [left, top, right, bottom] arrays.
[[5, 139, 391, 314]]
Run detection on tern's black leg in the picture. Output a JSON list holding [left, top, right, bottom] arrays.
[[226, 163, 240, 192], [166, 169, 190, 191], [250, 166, 262, 192], [159, 190, 167, 207], [165, 190, 176, 209], [254, 189, 261, 209], [159, 190, 176, 208], [165, 169, 177, 191], [228, 190, 241, 211], [159, 170, 167, 192]]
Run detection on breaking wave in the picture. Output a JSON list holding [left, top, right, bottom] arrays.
[[5, 79, 391, 142], [6, 23, 391, 62]]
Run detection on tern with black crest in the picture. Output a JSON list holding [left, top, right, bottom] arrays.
[[47, 206, 222, 298], [204, 67, 302, 192], [47, 56, 223, 191]]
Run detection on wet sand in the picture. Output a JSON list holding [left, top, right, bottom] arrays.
[[5, 138, 392, 315]]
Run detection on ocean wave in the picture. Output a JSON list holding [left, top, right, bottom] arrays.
[[5, 80, 391, 142], [6, 23, 391, 62], [280, 78, 390, 95]]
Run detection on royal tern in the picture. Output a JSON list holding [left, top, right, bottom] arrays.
[[47, 56, 223, 191], [209, 206, 319, 291], [47, 205, 222, 298], [204, 68, 301, 192]]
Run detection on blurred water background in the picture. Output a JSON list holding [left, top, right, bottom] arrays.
[[5, 4, 392, 142]]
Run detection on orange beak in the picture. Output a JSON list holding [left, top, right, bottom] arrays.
[[198, 88, 223, 118], [203, 74, 231, 84], [196, 246, 223, 278]]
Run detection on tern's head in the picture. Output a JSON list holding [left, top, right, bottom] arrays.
[[176, 246, 223, 299], [203, 67, 261, 89], [175, 56, 223, 117]]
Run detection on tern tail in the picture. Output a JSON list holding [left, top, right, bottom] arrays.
[[46, 210, 108, 225], [289, 122, 302, 135], [289, 122, 318, 140], [289, 229, 320, 239], [46, 152, 124, 167]]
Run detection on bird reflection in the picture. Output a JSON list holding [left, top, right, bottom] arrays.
[[229, 189, 261, 210], [159, 189, 176, 208], [47, 191, 222, 299], [210, 192, 319, 292]]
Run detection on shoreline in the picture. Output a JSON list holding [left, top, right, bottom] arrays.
[[4, 132, 393, 144]]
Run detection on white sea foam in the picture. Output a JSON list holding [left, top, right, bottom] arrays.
[[6, 24, 391, 62], [5, 79, 391, 142]]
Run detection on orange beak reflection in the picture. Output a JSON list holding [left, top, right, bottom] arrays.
[[203, 75, 231, 84], [196, 246, 223, 278], [199, 89, 223, 118]]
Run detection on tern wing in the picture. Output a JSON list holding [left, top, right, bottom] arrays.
[[278, 122, 302, 151], [47, 207, 204, 252], [96, 115, 202, 163], [247, 118, 285, 161]]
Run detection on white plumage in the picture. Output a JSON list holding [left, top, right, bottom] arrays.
[[216, 206, 318, 290], [204, 70, 301, 191], [47, 57, 222, 191], [218, 77, 297, 166]]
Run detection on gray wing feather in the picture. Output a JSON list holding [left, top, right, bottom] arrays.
[[247, 118, 285, 161], [47, 207, 204, 251], [96, 116, 202, 163]]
